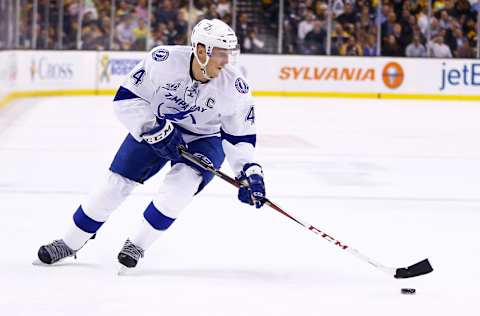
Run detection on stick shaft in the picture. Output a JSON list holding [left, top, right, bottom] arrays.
[[178, 147, 395, 275]]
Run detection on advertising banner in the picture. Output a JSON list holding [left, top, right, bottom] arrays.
[[15, 50, 97, 92], [2, 50, 480, 102], [240, 55, 480, 98], [96, 51, 143, 90]]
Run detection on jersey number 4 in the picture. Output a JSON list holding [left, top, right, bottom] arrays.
[[246, 106, 255, 124], [132, 69, 145, 85]]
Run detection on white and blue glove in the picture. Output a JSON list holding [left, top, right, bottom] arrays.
[[141, 120, 185, 160], [236, 163, 266, 209]]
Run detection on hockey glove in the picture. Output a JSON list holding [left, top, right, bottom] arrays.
[[236, 163, 266, 209], [141, 120, 185, 160]]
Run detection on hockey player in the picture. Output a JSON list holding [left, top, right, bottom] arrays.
[[37, 19, 266, 269]]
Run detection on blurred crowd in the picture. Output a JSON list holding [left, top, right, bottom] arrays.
[[284, 0, 480, 58], [4, 0, 480, 58], [11, 0, 232, 51]]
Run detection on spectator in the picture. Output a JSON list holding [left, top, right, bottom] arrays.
[[83, 22, 109, 50], [314, 1, 328, 21], [417, 7, 429, 35], [427, 34, 453, 57], [331, 22, 349, 54], [149, 23, 168, 48], [304, 21, 326, 54], [332, 0, 345, 17], [382, 11, 397, 36], [282, 19, 297, 54], [357, 4, 375, 32], [36, 28, 51, 49], [204, 3, 220, 20], [99, 15, 112, 36], [115, 15, 136, 50], [456, 40, 475, 58], [400, 9, 414, 43], [392, 23, 408, 52], [243, 28, 265, 53], [175, 8, 189, 40], [339, 35, 363, 56], [382, 34, 403, 56], [132, 18, 148, 50], [439, 10, 453, 30], [260, 0, 279, 28], [216, 0, 231, 18], [377, 3, 392, 26], [363, 34, 377, 56], [337, 2, 357, 25], [134, 0, 148, 22], [166, 20, 179, 45], [448, 27, 468, 53], [236, 13, 250, 49], [435, 0, 448, 12], [297, 9, 316, 41], [116, 1, 133, 17], [464, 17, 477, 42], [221, 13, 233, 27], [429, 17, 442, 38], [405, 34, 426, 57], [155, 0, 177, 24], [455, 0, 472, 16]]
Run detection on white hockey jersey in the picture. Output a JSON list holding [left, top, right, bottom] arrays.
[[113, 45, 257, 175]]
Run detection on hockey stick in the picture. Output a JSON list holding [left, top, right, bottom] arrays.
[[178, 146, 433, 279]]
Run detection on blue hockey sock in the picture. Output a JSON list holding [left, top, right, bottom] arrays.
[[143, 201, 175, 231], [73, 205, 105, 234]]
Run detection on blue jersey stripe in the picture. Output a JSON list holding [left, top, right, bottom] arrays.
[[220, 129, 256, 147], [113, 86, 141, 101]]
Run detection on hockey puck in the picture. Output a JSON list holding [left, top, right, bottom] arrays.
[[401, 288, 416, 295]]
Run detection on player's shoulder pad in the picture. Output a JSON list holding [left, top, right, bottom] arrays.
[[221, 65, 251, 96], [149, 45, 191, 63], [145, 45, 191, 76]]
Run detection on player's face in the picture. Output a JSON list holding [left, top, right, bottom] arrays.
[[206, 48, 230, 78]]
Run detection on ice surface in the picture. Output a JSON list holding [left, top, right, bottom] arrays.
[[1, 96, 479, 315]]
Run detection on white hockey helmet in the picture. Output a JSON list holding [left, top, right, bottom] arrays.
[[191, 19, 239, 79]]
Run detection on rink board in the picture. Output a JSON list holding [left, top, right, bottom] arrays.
[[1, 50, 480, 108]]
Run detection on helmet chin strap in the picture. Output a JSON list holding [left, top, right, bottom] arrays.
[[194, 46, 213, 80]]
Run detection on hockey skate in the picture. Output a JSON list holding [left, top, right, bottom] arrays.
[[36, 239, 77, 265], [117, 239, 144, 273]]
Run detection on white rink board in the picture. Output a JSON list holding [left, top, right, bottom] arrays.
[[3, 50, 480, 98], [0, 51, 16, 102], [241, 55, 480, 95]]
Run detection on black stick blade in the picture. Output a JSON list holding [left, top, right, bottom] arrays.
[[394, 258, 433, 279]]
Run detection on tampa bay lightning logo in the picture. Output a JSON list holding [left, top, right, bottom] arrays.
[[152, 48, 169, 62], [235, 78, 249, 94]]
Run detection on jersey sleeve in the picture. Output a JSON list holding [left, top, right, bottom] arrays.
[[112, 48, 160, 142], [220, 76, 258, 176], [119, 50, 157, 101]]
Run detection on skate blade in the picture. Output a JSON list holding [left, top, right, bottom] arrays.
[[117, 264, 132, 276], [32, 257, 76, 266], [32, 259, 51, 266]]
